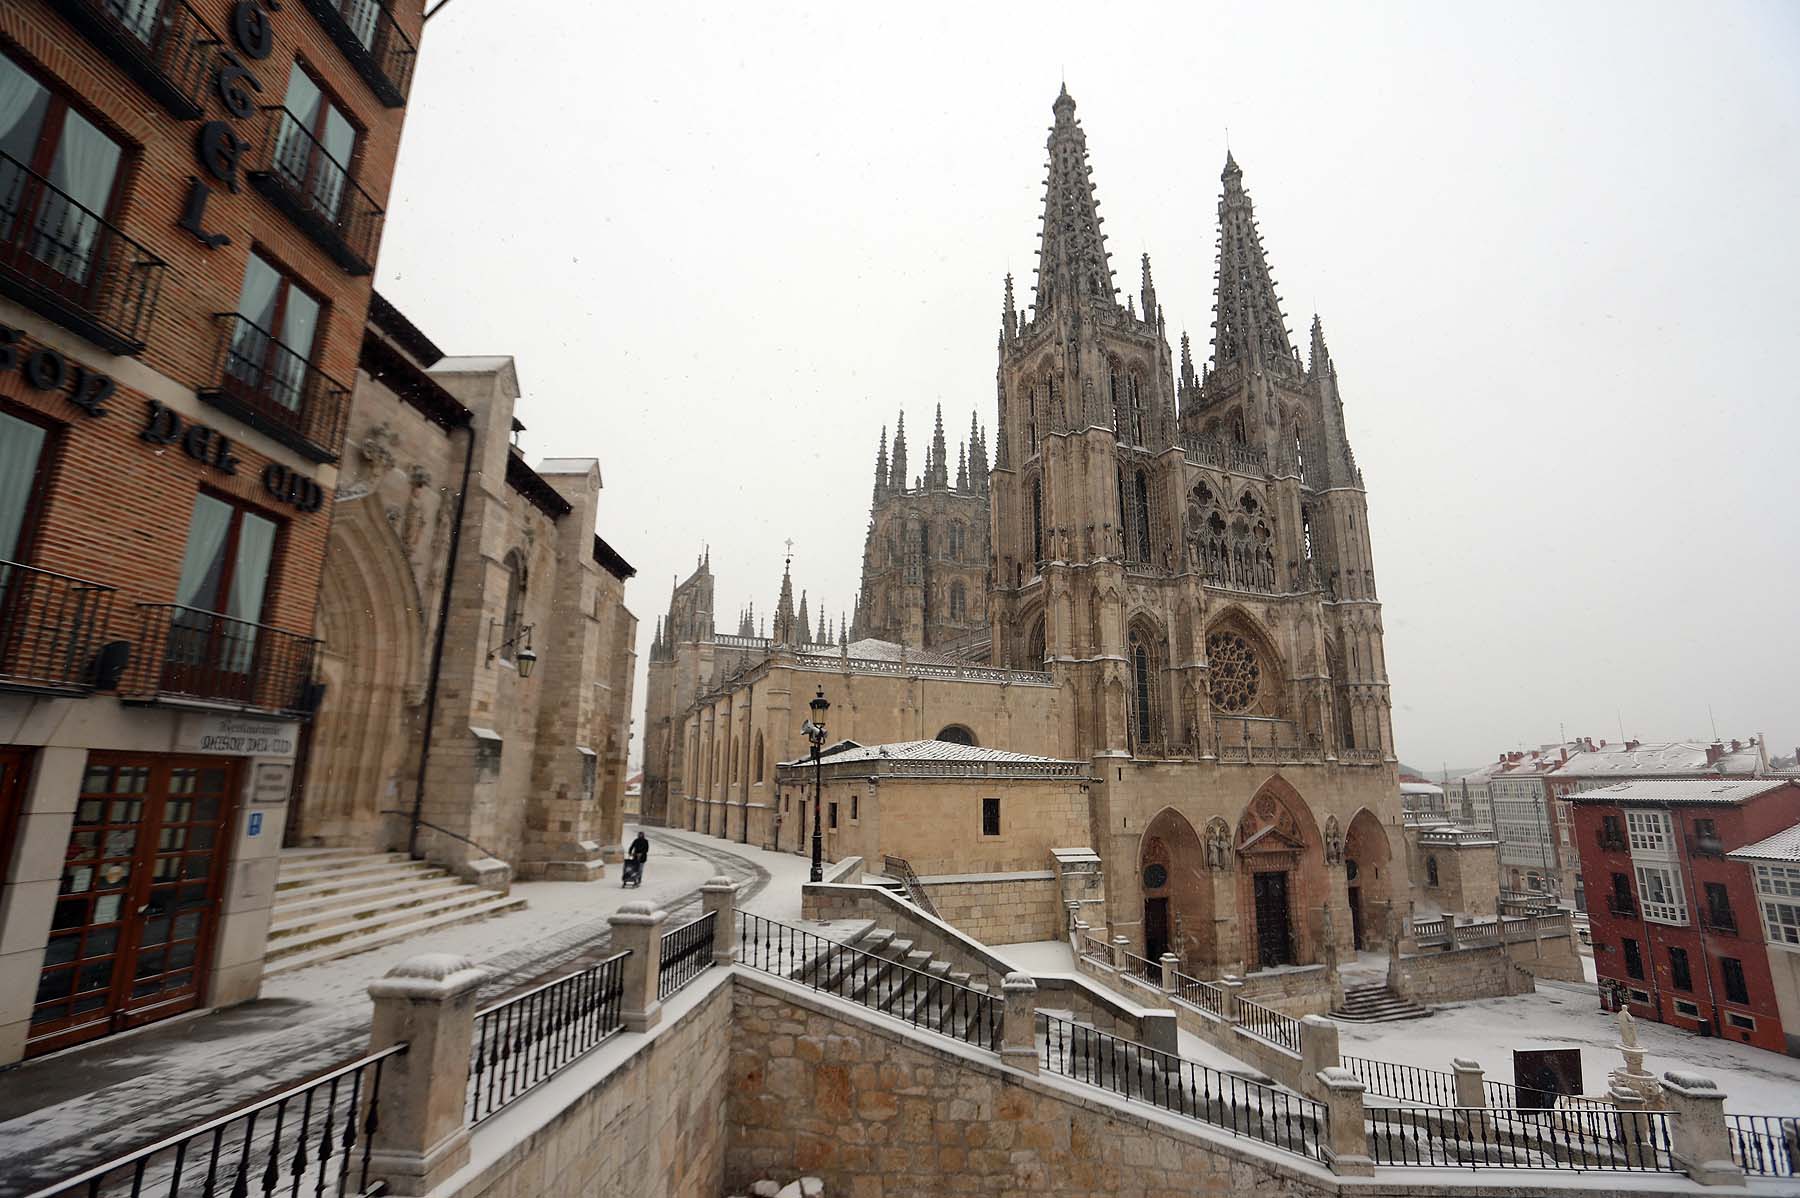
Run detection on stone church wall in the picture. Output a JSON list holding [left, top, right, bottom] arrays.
[[918, 874, 1062, 945]]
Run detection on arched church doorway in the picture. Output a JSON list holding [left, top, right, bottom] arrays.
[[1139, 808, 1212, 970], [1344, 809, 1393, 951], [1234, 779, 1324, 971]]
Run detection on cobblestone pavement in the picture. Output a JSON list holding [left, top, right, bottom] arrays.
[[0, 834, 769, 1198]]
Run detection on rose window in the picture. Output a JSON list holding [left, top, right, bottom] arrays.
[[1207, 631, 1260, 713]]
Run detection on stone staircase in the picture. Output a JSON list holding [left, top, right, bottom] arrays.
[[1331, 980, 1430, 1023], [264, 848, 526, 976]]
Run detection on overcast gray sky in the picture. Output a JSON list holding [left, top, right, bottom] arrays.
[[376, 0, 1800, 773]]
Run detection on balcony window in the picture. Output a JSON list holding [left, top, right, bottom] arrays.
[[246, 67, 382, 275], [0, 408, 49, 565], [1622, 936, 1643, 980], [1627, 810, 1670, 853], [1721, 956, 1749, 1005], [175, 493, 277, 652], [300, 0, 417, 108], [228, 252, 321, 414], [275, 65, 356, 225], [1634, 862, 1688, 925], [46, 0, 220, 118], [1668, 945, 1692, 991], [1703, 881, 1736, 933]]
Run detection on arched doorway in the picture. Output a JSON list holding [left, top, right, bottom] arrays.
[[935, 725, 976, 746], [1343, 808, 1393, 951], [1139, 808, 1212, 970], [1234, 778, 1324, 971]]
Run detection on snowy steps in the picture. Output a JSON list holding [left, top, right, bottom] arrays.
[[1331, 981, 1430, 1023], [265, 849, 526, 976], [784, 922, 994, 1040]]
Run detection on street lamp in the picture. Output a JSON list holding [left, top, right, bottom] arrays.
[[803, 688, 830, 882]]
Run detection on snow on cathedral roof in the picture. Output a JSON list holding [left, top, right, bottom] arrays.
[[779, 740, 1081, 769]]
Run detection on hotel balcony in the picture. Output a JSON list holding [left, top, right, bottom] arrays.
[[0, 562, 118, 695], [198, 313, 351, 463], [46, 0, 220, 119], [300, 0, 418, 107], [122, 604, 321, 719], [246, 107, 386, 276], [0, 151, 167, 354]]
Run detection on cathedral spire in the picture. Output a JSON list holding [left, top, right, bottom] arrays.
[[772, 551, 796, 646], [929, 403, 949, 489], [956, 441, 968, 491], [816, 606, 827, 645], [1139, 253, 1157, 323], [889, 411, 908, 491], [797, 589, 810, 643], [971, 416, 990, 493], [1178, 330, 1197, 409], [873, 425, 889, 503], [1002, 273, 1017, 340], [1308, 313, 1334, 379], [1210, 152, 1297, 376], [738, 603, 752, 637], [1033, 85, 1116, 315]]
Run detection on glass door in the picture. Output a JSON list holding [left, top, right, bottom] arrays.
[[29, 756, 236, 1055]]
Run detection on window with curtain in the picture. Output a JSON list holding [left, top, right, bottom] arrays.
[[0, 410, 50, 565], [276, 63, 356, 223], [171, 493, 279, 671], [228, 252, 322, 412], [0, 51, 125, 287], [344, 0, 382, 49]]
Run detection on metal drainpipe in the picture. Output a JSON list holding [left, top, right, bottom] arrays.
[[1677, 806, 1725, 1036], [409, 415, 476, 859]]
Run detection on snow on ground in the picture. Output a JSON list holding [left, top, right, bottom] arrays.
[[1336, 977, 1800, 1114], [651, 826, 816, 921]]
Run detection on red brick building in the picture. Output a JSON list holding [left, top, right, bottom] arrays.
[[1573, 778, 1800, 1055], [0, 0, 423, 1062]]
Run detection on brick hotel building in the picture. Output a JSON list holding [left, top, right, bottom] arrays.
[[0, 0, 423, 1062]]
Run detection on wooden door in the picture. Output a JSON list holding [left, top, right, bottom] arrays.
[[1253, 870, 1292, 969], [1144, 897, 1170, 963], [1348, 885, 1365, 950]]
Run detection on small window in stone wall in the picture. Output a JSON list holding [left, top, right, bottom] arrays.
[[829, 802, 838, 830], [850, 794, 859, 822], [982, 797, 1000, 837]]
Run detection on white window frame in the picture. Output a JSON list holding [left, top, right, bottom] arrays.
[[1627, 810, 1671, 853], [1761, 898, 1800, 949], [1634, 862, 1688, 925], [1673, 998, 1701, 1019], [1725, 1011, 1756, 1031], [1753, 862, 1800, 899]]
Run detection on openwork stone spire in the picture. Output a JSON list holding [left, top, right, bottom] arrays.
[[873, 425, 889, 502], [1308, 313, 1334, 379], [1033, 85, 1115, 316], [772, 551, 796, 645], [889, 411, 908, 491], [1211, 152, 1297, 376], [929, 403, 949, 489]]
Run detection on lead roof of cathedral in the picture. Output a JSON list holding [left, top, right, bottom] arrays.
[[784, 740, 1082, 767]]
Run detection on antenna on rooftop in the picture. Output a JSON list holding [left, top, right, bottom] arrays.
[[1708, 704, 1719, 741]]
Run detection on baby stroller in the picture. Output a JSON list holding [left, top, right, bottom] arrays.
[[621, 858, 644, 887]]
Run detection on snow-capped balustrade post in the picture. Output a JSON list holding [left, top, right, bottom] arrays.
[[1065, 901, 1081, 942], [701, 875, 738, 963], [1110, 934, 1129, 971], [1451, 1057, 1485, 1108], [1660, 1072, 1744, 1186], [1159, 952, 1179, 992], [1315, 1067, 1375, 1176], [1218, 975, 1245, 1022], [363, 953, 488, 1197], [609, 901, 668, 1033], [1299, 1015, 1340, 1094], [1609, 1084, 1655, 1169], [1000, 972, 1039, 1075]]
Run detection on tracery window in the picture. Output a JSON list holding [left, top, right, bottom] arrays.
[[1128, 373, 1145, 445], [1206, 630, 1260, 714], [1128, 627, 1160, 747], [1030, 477, 1044, 564], [949, 581, 966, 621], [753, 733, 765, 783], [1133, 470, 1151, 562]]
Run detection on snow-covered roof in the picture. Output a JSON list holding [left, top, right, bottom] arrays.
[[780, 739, 1079, 768], [1568, 779, 1796, 807], [795, 638, 970, 668], [1400, 782, 1444, 796], [429, 354, 514, 372], [1558, 741, 1764, 778], [1729, 821, 1800, 864]]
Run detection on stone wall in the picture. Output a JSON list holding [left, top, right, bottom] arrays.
[[1238, 964, 1334, 1015], [453, 981, 731, 1198], [1397, 943, 1535, 1005], [918, 873, 1060, 945]]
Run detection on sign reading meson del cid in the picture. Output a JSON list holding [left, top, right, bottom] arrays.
[[176, 714, 302, 759]]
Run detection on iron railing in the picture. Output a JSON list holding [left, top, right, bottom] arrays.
[[1120, 948, 1163, 986], [1701, 907, 1739, 935], [881, 854, 940, 917], [123, 604, 320, 717], [1365, 1104, 1675, 1171], [467, 949, 629, 1123], [736, 911, 1000, 1051], [1598, 830, 1627, 852], [46, 0, 220, 118], [246, 105, 385, 275], [1607, 895, 1638, 918], [199, 312, 351, 462], [1481, 1079, 1614, 1112], [0, 561, 116, 693], [300, 0, 418, 106], [0, 149, 166, 354], [656, 910, 716, 1000], [1172, 970, 1224, 1018], [1079, 932, 1112, 965], [24, 1045, 404, 1197], [1343, 1055, 1459, 1107], [1727, 1114, 1799, 1177], [1038, 1013, 1326, 1161], [1235, 996, 1300, 1054]]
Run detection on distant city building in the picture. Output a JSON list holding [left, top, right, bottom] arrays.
[[1573, 778, 1800, 1055]]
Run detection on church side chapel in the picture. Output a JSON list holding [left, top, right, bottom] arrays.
[[646, 86, 1408, 998]]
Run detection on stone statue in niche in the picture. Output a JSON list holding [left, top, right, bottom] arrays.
[[1324, 816, 1344, 866]]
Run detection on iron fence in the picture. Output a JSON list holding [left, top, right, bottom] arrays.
[[1038, 1013, 1326, 1161], [246, 105, 385, 275], [1727, 1114, 1799, 1177], [0, 561, 115, 693], [123, 603, 320, 716], [47, 0, 219, 118], [1343, 1055, 1458, 1107], [881, 854, 941, 917], [0, 148, 166, 354], [24, 1045, 404, 1197], [199, 310, 352, 461], [1481, 1078, 1614, 1112], [1365, 1104, 1676, 1171], [1079, 932, 1111, 965], [1172, 971, 1224, 1018], [737, 911, 999, 1051], [1235, 996, 1300, 1054], [657, 910, 717, 1000], [468, 949, 629, 1123], [1120, 948, 1163, 986]]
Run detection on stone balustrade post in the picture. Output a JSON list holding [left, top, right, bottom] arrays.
[[1316, 1067, 1375, 1176], [1610, 1085, 1653, 1169], [1661, 1072, 1743, 1185], [1299, 1015, 1341, 1097], [701, 875, 738, 963], [1065, 902, 1081, 942], [608, 901, 668, 1033], [1452, 1057, 1487, 1137], [1219, 975, 1244, 1022], [1110, 934, 1129, 971], [1000, 972, 1039, 1075], [363, 954, 489, 1197], [1159, 952, 1179, 993]]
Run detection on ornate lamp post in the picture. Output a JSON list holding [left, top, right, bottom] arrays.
[[804, 688, 830, 882]]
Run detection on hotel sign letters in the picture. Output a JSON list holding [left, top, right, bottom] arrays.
[[0, 324, 115, 417], [180, 1, 281, 251]]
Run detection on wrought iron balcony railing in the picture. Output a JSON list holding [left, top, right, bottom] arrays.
[[0, 561, 117, 694], [1598, 830, 1627, 852], [123, 604, 321, 718], [246, 106, 385, 275], [1687, 835, 1726, 858], [47, 0, 221, 118], [0, 150, 166, 355], [300, 0, 417, 107], [198, 313, 351, 462], [1702, 908, 1739, 935], [1607, 895, 1638, 918]]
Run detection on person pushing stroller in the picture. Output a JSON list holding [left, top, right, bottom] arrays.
[[622, 830, 650, 887]]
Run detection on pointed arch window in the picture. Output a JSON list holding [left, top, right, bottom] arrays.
[[1030, 477, 1044, 565], [1026, 615, 1045, 668], [753, 732, 765, 783], [1301, 506, 1314, 561], [949, 581, 966, 621], [1128, 373, 1145, 445], [1133, 470, 1152, 563], [1128, 627, 1161, 749], [1026, 384, 1038, 445]]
